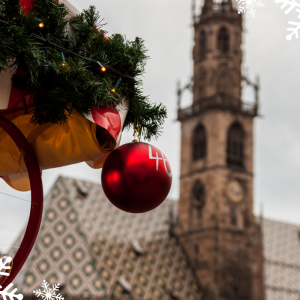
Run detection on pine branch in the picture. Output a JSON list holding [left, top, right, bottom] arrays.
[[0, 0, 167, 140]]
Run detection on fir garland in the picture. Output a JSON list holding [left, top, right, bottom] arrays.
[[0, 0, 167, 140]]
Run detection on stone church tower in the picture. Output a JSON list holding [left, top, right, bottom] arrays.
[[175, 0, 265, 299]]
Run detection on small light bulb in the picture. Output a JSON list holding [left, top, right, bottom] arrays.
[[111, 89, 116, 93], [39, 23, 44, 28], [62, 61, 67, 67], [101, 66, 106, 72]]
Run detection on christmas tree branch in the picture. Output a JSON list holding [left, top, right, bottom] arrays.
[[0, 0, 167, 140]]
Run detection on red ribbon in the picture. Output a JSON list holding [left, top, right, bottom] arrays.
[[20, 0, 35, 14]]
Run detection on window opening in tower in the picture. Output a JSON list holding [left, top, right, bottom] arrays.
[[217, 27, 230, 55], [199, 31, 207, 59], [192, 124, 207, 161], [227, 122, 244, 168]]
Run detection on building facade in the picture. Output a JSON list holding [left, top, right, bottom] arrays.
[[175, 0, 264, 299]]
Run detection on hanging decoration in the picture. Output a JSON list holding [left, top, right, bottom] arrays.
[[0, 0, 168, 192], [101, 141, 172, 213], [101, 118, 172, 213], [0, 0, 167, 140]]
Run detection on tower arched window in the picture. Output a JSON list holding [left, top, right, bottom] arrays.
[[199, 30, 207, 58], [217, 27, 229, 55], [193, 124, 207, 161], [227, 122, 244, 168], [191, 180, 205, 215]]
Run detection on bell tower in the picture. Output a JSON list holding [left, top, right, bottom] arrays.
[[175, 0, 264, 299]]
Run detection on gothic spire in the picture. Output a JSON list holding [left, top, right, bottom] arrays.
[[200, 0, 236, 16], [201, 0, 213, 15]]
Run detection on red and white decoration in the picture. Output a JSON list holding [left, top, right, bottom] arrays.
[[101, 142, 172, 213], [0, 0, 128, 165], [85, 98, 129, 150]]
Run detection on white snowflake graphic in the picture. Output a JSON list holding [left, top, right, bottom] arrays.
[[0, 283, 23, 300], [237, 0, 265, 17], [33, 280, 64, 300], [0, 256, 12, 277], [275, 0, 300, 40]]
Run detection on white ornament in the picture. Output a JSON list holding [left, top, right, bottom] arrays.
[[275, 0, 300, 40], [0, 283, 23, 300], [0, 256, 12, 277], [33, 280, 64, 300], [236, 0, 265, 17]]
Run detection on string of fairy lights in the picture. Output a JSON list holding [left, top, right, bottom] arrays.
[[0, 19, 135, 93]]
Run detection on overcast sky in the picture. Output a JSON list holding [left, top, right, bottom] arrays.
[[1, 0, 300, 252]]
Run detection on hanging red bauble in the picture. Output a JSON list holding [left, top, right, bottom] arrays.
[[101, 142, 172, 213]]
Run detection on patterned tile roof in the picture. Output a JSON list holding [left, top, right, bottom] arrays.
[[15, 176, 300, 300], [17, 176, 202, 300], [262, 218, 300, 300]]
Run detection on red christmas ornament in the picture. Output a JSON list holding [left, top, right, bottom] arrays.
[[101, 142, 172, 213]]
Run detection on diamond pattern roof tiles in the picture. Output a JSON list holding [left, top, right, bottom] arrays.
[[16, 176, 202, 300], [14, 176, 300, 300], [262, 218, 300, 300]]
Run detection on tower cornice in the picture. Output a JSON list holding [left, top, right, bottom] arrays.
[[194, 13, 243, 28], [177, 93, 258, 121]]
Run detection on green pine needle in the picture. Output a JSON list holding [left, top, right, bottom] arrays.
[[0, 0, 167, 140]]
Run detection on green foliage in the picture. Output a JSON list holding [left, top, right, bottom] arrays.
[[0, 0, 167, 140]]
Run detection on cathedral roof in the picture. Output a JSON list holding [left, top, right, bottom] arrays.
[[14, 176, 300, 300], [262, 218, 300, 300], [16, 176, 202, 300]]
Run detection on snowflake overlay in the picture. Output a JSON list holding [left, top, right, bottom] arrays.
[[33, 280, 64, 300], [0, 283, 23, 300], [275, 0, 300, 40], [237, 0, 265, 17], [0, 255, 23, 300], [0, 256, 12, 277]]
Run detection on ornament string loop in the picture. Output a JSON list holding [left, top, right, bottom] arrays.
[[133, 118, 142, 142]]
